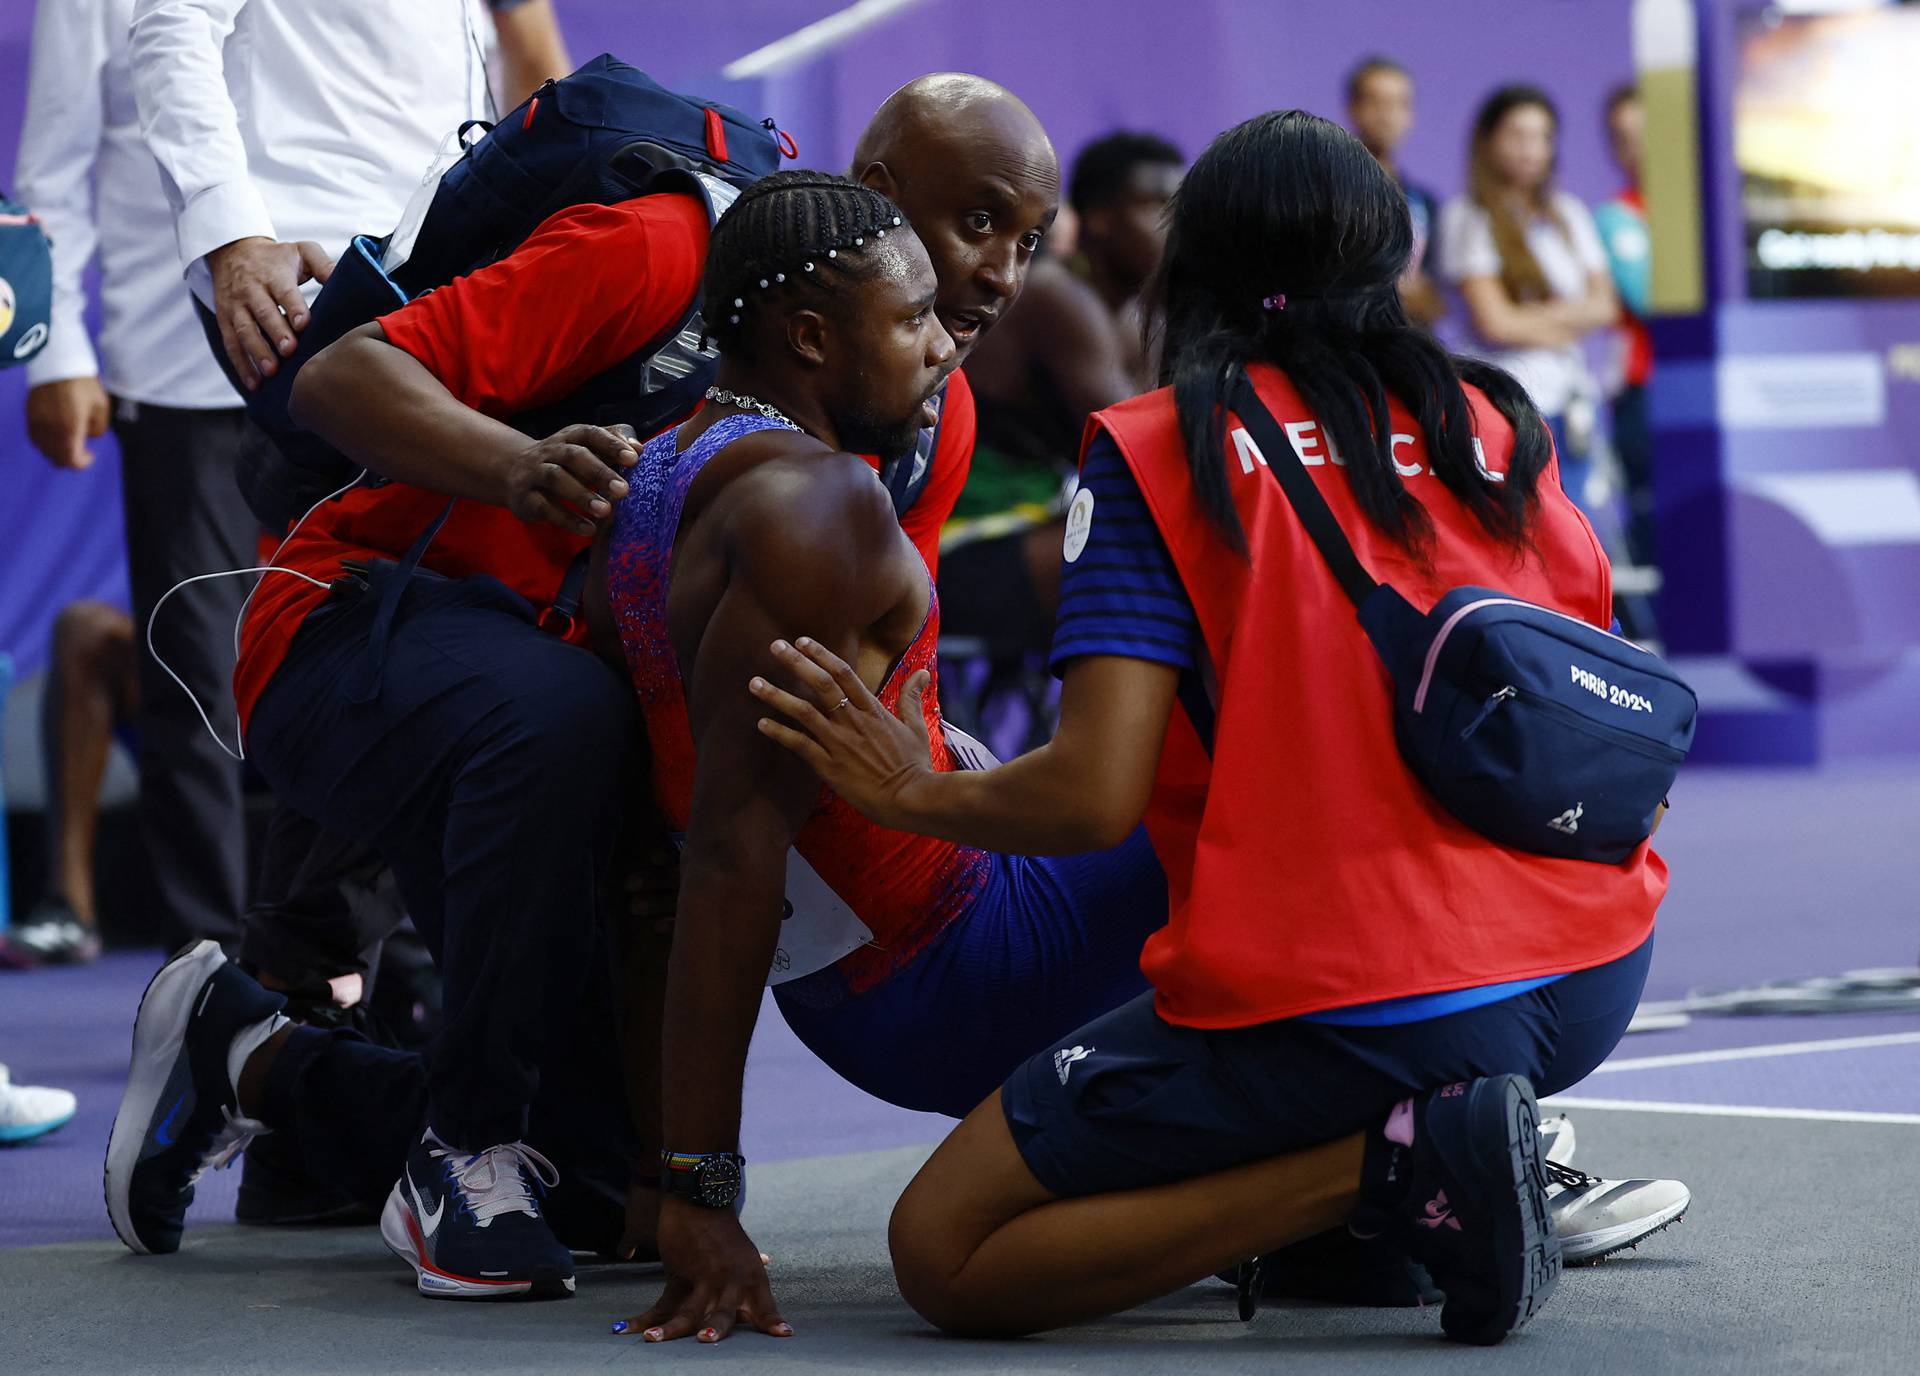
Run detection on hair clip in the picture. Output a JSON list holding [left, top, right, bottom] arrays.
[[804, 262, 814, 272], [775, 272, 786, 283], [875, 227, 886, 237], [828, 248, 837, 259], [734, 297, 744, 308], [1262, 293, 1288, 312], [729, 314, 740, 324], [758, 279, 769, 289], [892, 216, 902, 226], [853, 237, 863, 247]]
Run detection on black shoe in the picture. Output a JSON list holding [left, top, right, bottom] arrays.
[[380, 1130, 575, 1299], [1354, 1075, 1560, 1345], [1221, 1226, 1443, 1316], [104, 942, 286, 1254], [236, 1127, 373, 1225], [233, 985, 379, 1226]]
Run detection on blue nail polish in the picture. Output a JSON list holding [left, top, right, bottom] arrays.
[[611, 1320, 628, 1334]]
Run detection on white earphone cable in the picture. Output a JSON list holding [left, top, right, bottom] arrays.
[[149, 472, 370, 763]]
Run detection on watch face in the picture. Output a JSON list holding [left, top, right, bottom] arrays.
[[694, 1155, 743, 1209]]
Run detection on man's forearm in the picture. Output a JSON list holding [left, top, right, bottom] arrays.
[[291, 330, 526, 500], [656, 847, 787, 1155]]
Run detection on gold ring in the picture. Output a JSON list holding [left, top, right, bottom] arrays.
[[827, 697, 851, 714]]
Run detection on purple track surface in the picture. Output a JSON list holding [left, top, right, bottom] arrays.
[[4, 762, 1915, 1251]]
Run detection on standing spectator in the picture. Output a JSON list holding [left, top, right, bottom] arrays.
[[1345, 57, 1445, 328], [1596, 83, 1655, 568], [1440, 85, 1617, 513], [127, 0, 569, 391], [16, 0, 258, 954], [1, 189, 80, 1142]]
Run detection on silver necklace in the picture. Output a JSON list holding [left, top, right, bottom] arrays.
[[704, 386, 801, 431]]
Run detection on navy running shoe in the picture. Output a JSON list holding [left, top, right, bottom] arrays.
[[380, 1130, 575, 1299], [104, 941, 287, 1254], [1354, 1075, 1561, 1345]]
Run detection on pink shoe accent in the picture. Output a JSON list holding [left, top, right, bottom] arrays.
[[1416, 1189, 1463, 1231], [1385, 1098, 1416, 1148]]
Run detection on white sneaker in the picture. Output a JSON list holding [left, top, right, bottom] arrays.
[[1538, 1114, 1577, 1166], [1546, 1160, 1690, 1264], [0, 1064, 78, 1145]]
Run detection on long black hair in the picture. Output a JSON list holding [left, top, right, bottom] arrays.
[[1146, 109, 1550, 559]]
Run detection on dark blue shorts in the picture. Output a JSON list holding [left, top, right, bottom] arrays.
[[774, 827, 1166, 1118], [1002, 933, 1654, 1198]]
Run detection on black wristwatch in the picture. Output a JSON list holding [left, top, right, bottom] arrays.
[[659, 1150, 745, 1209]]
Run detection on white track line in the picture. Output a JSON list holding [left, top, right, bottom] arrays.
[[1544, 1095, 1920, 1126], [1592, 1029, 1920, 1074]]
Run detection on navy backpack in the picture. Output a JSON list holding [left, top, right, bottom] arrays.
[[238, 55, 791, 530], [1229, 374, 1695, 864]]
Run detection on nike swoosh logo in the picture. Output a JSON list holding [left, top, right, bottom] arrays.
[[409, 1170, 444, 1237], [153, 1095, 188, 1148]]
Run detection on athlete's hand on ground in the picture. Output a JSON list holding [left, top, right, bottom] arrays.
[[207, 236, 334, 388], [499, 424, 638, 534], [26, 377, 110, 469], [749, 638, 934, 828], [615, 1199, 790, 1343]]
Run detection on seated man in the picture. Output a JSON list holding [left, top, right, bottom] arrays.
[[944, 131, 1185, 656]]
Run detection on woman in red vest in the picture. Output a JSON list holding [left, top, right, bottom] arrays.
[[748, 110, 1666, 1347]]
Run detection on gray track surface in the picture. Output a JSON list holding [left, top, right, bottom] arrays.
[[5, 1108, 1911, 1375]]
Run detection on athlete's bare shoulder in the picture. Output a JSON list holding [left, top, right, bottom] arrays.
[[722, 446, 917, 620]]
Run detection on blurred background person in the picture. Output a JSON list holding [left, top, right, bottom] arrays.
[[0, 181, 80, 1141], [1440, 85, 1617, 518], [1345, 56, 1445, 328], [16, 0, 258, 957], [0, 603, 134, 968], [1596, 82, 1655, 572], [941, 132, 1182, 749]]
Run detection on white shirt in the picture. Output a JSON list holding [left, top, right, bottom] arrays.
[[1438, 190, 1609, 416], [15, 0, 234, 408], [129, 0, 494, 298]]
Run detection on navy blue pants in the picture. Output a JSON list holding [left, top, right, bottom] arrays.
[[246, 572, 635, 1149], [1005, 934, 1654, 1198], [775, 828, 1164, 1118]]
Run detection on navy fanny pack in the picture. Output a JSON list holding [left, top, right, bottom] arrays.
[[1228, 376, 1695, 864]]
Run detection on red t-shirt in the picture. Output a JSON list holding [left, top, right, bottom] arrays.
[[234, 192, 977, 731], [235, 194, 711, 730]]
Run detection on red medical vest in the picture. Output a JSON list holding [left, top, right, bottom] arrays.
[[1090, 363, 1665, 1029]]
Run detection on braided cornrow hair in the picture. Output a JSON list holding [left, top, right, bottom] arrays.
[[703, 170, 908, 358]]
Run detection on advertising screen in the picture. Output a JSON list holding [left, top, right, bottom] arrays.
[[1738, 3, 1920, 298]]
